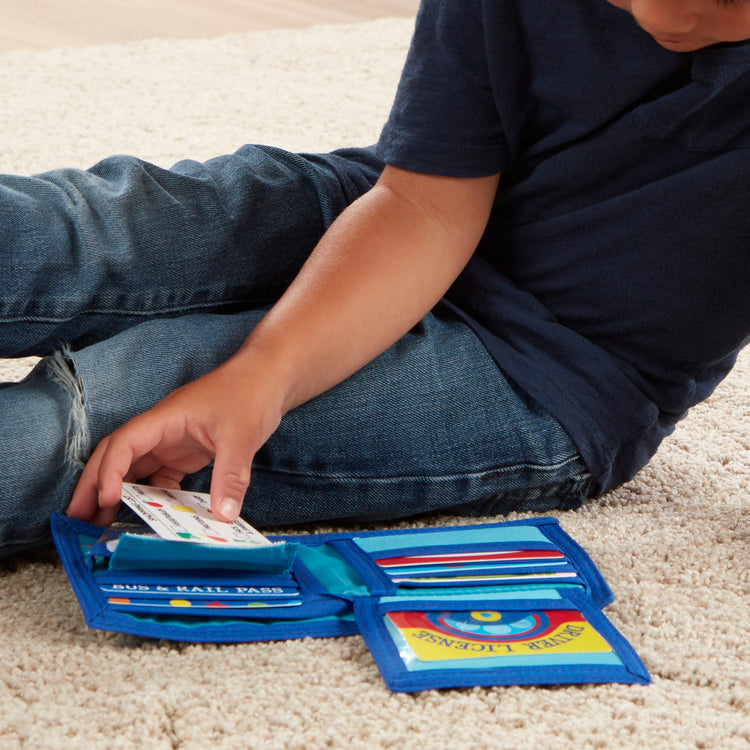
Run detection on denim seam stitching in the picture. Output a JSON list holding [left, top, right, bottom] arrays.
[[0, 296, 260, 323], [250, 453, 583, 483]]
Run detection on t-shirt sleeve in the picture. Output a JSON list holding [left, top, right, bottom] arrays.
[[377, 0, 508, 177]]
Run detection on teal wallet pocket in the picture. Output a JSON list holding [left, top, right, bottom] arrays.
[[52, 514, 354, 639]]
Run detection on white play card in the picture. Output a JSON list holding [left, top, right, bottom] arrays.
[[120, 483, 273, 547]]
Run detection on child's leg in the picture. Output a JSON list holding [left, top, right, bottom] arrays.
[[0, 303, 590, 556], [0, 143, 381, 554], [0, 144, 381, 357]]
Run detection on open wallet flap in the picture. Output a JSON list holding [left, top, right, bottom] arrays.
[[51, 513, 648, 690]]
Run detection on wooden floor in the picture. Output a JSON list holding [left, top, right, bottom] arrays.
[[0, 0, 419, 51]]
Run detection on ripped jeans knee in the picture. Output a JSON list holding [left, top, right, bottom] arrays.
[[0, 352, 87, 556], [47, 348, 91, 468]]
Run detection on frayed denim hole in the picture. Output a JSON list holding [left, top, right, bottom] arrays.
[[45, 347, 90, 469]]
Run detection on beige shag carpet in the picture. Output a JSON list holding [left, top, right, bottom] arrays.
[[0, 18, 748, 750]]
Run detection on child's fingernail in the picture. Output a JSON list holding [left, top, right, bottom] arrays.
[[220, 498, 241, 521]]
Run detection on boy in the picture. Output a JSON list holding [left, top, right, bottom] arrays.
[[2, 0, 748, 555]]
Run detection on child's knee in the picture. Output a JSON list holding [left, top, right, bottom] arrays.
[[0, 354, 84, 556]]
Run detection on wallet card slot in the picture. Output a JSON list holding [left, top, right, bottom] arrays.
[[96, 563, 352, 621], [96, 569, 307, 619], [349, 539, 581, 591], [354, 591, 651, 692]]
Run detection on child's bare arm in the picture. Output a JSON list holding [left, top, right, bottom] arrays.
[[67, 165, 500, 525]]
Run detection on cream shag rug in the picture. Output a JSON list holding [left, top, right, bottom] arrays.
[[0, 19, 748, 750]]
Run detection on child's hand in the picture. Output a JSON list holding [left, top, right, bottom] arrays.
[[67, 356, 284, 527]]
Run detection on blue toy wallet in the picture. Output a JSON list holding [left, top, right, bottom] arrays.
[[51, 513, 650, 692]]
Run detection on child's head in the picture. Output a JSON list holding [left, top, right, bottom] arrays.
[[606, 0, 750, 51]]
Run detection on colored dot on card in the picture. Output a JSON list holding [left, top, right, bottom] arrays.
[[207, 602, 227, 608], [206, 535, 227, 543], [177, 532, 196, 540], [169, 600, 192, 608], [172, 505, 196, 514], [145, 501, 163, 507], [471, 611, 502, 622], [108, 598, 131, 605]]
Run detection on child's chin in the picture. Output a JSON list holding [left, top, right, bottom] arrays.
[[651, 36, 711, 52]]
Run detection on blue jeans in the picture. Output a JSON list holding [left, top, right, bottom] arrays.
[[0, 145, 591, 556]]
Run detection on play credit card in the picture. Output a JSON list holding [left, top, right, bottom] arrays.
[[120, 483, 272, 547]]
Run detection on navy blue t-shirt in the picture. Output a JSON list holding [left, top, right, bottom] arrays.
[[377, 0, 750, 494]]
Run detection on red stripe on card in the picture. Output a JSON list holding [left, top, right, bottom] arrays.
[[376, 549, 565, 568]]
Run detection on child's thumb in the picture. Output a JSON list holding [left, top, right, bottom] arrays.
[[210, 445, 253, 522]]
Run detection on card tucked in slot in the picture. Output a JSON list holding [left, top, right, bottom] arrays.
[[377, 548, 580, 586], [354, 591, 651, 692], [98, 572, 303, 617], [102, 594, 303, 616], [344, 522, 591, 594]]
